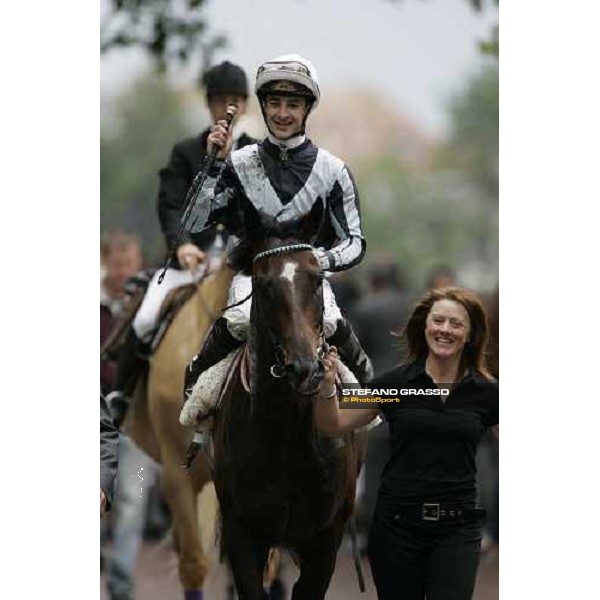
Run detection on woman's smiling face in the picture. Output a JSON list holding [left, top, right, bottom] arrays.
[[424, 299, 471, 360]]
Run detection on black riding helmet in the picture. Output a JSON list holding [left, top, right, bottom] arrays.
[[201, 61, 249, 98]]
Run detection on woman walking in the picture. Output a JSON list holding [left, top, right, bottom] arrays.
[[314, 287, 498, 600]]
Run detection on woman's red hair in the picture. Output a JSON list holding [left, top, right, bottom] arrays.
[[404, 287, 493, 380]]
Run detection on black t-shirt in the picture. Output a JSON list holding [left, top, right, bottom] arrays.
[[371, 359, 498, 507]]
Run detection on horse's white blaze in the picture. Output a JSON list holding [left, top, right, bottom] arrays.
[[280, 261, 298, 285]]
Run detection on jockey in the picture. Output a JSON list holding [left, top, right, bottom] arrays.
[[183, 54, 374, 400], [106, 61, 256, 410]]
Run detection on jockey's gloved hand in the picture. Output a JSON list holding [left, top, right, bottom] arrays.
[[315, 248, 331, 271], [177, 243, 205, 271]]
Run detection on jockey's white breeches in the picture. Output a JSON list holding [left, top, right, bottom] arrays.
[[133, 266, 206, 340], [223, 273, 342, 342]]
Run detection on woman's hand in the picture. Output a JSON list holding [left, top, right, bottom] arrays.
[[314, 344, 379, 436], [321, 346, 338, 397]]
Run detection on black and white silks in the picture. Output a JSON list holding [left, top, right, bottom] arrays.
[[187, 137, 366, 272]]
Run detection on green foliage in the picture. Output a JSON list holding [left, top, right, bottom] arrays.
[[479, 24, 499, 58], [357, 66, 499, 290], [437, 66, 499, 199], [101, 0, 227, 71], [101, 75, 194, 262], [358, 160, 497, 289]]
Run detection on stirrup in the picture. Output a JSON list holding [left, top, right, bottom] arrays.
[[181, 433, 209, 469]]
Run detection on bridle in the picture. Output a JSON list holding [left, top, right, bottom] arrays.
[[250, 243, 329, 383]]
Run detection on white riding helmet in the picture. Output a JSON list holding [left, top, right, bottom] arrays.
[[255, 54, 321, 108]]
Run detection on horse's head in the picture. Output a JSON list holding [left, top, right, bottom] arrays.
[[233, 201, 327, 395]]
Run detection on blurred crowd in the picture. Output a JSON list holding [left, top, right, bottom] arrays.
[[101, 231, 499, 598]]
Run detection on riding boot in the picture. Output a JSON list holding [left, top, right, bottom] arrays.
[[183, 316, 242, 402], [328, 318, 374, 384], [105, 327, 150, 427]]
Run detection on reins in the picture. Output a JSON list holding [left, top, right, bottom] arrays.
[[248, 243, 328, 384]]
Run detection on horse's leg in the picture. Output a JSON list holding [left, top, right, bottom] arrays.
[[222, 512, 270, 600], [130, 374, 210, 598], [159, 441, 211, 599], [290, 524, 345, 600]]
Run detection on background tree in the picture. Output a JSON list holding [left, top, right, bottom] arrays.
[[356, 65, 499, 290], [100, 0, 227, 71], [100, 1, 497, 71], [437, 66, 498, 198], [101, 76, 194, 263]]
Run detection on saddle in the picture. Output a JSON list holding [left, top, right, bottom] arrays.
[[180, 345, 245, 432], [100, 276, 199, 361], [149, 283, 198, 353], [179, 349, 381, 434]]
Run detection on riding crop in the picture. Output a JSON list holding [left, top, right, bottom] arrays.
[[157, 103, 238, 284]]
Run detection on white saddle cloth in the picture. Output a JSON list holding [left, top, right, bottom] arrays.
[[179, 353, 382, 433], [179, 347, 242, 431]]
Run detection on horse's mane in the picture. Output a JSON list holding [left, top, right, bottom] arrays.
[[226, 238, 256, 275]]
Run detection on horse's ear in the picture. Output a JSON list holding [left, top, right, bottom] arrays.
[[296, 200, 325, 244]]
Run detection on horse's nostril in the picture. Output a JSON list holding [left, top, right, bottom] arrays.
[[292, 359, 312, 379], [285, 358, 313, 382]]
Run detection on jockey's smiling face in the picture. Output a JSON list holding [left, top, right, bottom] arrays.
[[263, 94, 309, 139]]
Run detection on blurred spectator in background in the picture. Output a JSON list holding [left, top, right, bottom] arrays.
[[107, 61, 255, 410], [101, 395, 119, 516], [352, 258, 412, 545], [477, 287, 499, 560], [104, 433, 162, 600], [425, 264, 456, 290], [329, 271, 362, 317], [353, 259, 410, 375], [100, 231, 143, 395], [99, 231, 164, 600]]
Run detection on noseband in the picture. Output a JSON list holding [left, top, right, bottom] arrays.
[[252, 244, 329, 383]]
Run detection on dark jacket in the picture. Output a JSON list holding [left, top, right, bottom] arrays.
[[351, 290, 410, 376], [100, 304, 116, 394], [100, 395, 119, 511], [157, 129, 255, 257]]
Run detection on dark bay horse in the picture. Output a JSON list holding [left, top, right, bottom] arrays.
[[212, 204, 364, 600]]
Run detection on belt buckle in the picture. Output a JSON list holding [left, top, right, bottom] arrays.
[[422, 503, 441, 521]]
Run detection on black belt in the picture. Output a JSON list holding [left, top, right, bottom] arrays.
[[394, 503, 486, 523]]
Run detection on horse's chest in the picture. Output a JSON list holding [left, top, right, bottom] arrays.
[[239, 484, 336, 544], [233, 449, 341, 543]]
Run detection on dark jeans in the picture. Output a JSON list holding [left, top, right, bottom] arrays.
[[368, 504, 482, 600]]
